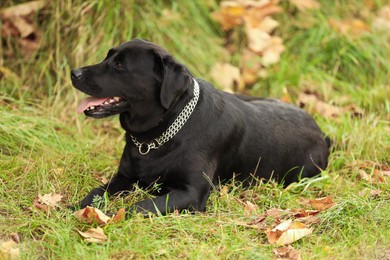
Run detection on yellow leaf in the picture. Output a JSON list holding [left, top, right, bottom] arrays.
[[211, 2, 245, 31], [372, 6, 390, 34], [289, 0, 320, 11], [0, 239, 20, 259], [33, 193, 63, 213], [38, 193, 63, 207], [261, 36, 285, 66], [266, 219, 312, 245], [210, 63, 244, 92], [276, 227, 313, 245], [77, 227, 108, 243], [328, 18, 370, 37], [246, 27, 271, 53]]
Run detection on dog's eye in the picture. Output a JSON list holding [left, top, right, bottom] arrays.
[[113, 62, 124, 70]]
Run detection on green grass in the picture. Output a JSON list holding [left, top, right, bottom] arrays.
[[1, 0, 389, 259]]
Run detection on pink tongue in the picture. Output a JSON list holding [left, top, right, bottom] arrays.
[[77, 97, 109, 114]]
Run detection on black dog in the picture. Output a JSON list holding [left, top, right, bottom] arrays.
[[71, 39, 330, 215]]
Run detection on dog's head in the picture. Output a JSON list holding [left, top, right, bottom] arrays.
[[71, 39, 192, 118]]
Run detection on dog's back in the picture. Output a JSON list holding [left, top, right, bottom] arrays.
[[198, 81, 330, 185]]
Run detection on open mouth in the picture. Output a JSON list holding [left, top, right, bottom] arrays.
[[77, 96, 129, 118]]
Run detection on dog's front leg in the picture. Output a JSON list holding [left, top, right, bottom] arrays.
[[78, 173, 135, 208], [78, 144, 136, 209], [128, 184, 210, 216]]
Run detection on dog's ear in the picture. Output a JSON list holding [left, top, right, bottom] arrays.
[[154, 51, 192, 109]]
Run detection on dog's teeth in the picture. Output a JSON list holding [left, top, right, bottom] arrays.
[[113, 97, 120, 101], [109, 99, 115, 103], [90, 106, 95, 110]]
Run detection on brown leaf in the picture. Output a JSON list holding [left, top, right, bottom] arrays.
[[295, 215, 321, 225], [358, 188, 382, 197], [211, 2, 245, 31], [0, 239, 20, 259], [240, 48, 263, 85], [0, 1, 44, 57], [328, 18, 370, 37], [274, 245, 302, 260], [358, 169, 371, 181], [77, 227, 108, 243], [244, 201, 258, 215], [244, 2, 283, 28], [297, 92, 344, 118], [261, 36, 285, 66], [308, 197, 335, 211], [33, 193, 63, 213], [74, 206, 111, 225], [210, 63, 244, 92], [372, 5, 390, 34], [266, 207, 288, 218], [245, 25, 272, 53], [291, 208, 319, 218], [0, 1, 46, 18], [255, 16, 279, 33], [10, 233, 20, 244], [280, 88, 292, 103], [289, 0, 320, 11], [358, 168, 389, 183], [109, 208, 126, 224]]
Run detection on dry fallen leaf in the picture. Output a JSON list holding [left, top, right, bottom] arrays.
[[266, 219, 313, 245], [274, 245, 302, 260], [358, 169, 371, 181], [77, 227, 108, 243], [261, 36, 285, 66], [372, 5, 390, 35], [74, 206, 111, 225], [210, 62, 244, 92], [307, 197, 335, 211], [211, 0, 285, 88], [246, 26, 271, 53], [211, 2, 245, 31], [328, 18, 370, 37], [244, 201, 258, 215], [297, 92, 344, 118], [240, 48, 264, 85], [291, 208, 319, 218], [358, 188, 382, 198], [0, 0, 45, 56], [0, 239, 20, 259], [0, 0, 45, 18], [358, 168, 389, 183], [289, 0, 320, 11], [266, 207, 289, 218], [33, 193, 63, 213], [109, 208, 126, 223]]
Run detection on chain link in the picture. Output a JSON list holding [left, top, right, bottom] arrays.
[[130, 79, 200, 155]]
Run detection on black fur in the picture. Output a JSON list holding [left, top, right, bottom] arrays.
[[71, 39, 330, 215]]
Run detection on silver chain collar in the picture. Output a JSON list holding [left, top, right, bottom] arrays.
[[130, 79, 200, 155]]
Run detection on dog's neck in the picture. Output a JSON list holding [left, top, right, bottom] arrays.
[[119, 83, 195, 142]]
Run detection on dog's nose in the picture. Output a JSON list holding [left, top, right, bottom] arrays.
[[71, 69, 83, 79]]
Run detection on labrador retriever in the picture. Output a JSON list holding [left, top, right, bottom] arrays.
[[71, 39, 330, 216]]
